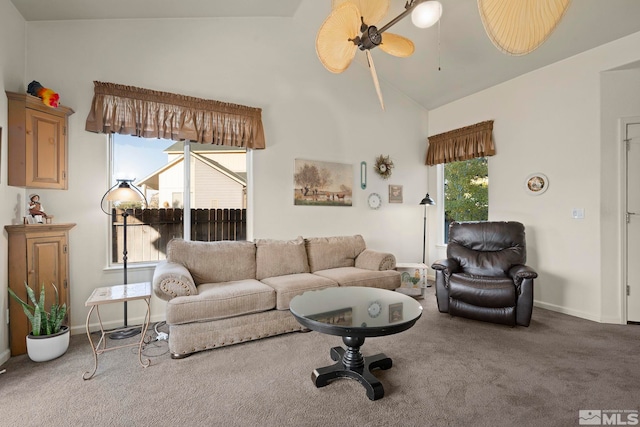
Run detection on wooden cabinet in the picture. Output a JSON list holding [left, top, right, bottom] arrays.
[[6, 91, 74, 189], [5, 223, 76, 355]]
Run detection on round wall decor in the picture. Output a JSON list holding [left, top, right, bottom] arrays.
[[524, 173, 549, 195], [374, 155, 394, 179]]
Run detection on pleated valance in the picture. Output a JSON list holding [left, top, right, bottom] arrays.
[[85, 81, 266, 149], [425, 120, 495, 165]]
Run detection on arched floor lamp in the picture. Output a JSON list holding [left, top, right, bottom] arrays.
[[419, 194, 435, 264], [100, 178, 147, 340]]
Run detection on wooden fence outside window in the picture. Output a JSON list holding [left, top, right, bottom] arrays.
[[110, 208, 247, 263]]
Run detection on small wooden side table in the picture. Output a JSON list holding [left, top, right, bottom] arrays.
[[82, 282, 151, 380]]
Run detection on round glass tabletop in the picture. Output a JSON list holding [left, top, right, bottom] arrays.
[[290, 287, 423, 338]]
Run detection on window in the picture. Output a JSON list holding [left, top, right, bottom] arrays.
[[443, 157, 489, 242], [109, 134, 247, 265]]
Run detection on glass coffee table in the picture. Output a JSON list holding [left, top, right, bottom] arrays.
[[289, 287, 423, 400]]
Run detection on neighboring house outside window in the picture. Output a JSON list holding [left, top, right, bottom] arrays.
[[110, 135, 247, 265]]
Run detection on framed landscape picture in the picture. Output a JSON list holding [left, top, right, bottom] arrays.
[[308, 307, 353, 326], [293, 159, 353, 206]]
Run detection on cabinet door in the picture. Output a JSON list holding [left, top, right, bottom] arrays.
[[25, 108, 67, 189], [26, 235, 70, 326]]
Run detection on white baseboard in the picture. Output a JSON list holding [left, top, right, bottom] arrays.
[[0, 348, 10, 366], [69, 313, 167, 336], [533, 300, 624, 324]]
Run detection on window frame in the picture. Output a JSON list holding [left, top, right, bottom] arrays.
[[107, 135, 250, 268]]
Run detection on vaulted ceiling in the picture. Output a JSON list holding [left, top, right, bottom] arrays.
[[10, 0, 640, 110]]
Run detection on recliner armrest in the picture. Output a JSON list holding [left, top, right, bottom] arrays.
[[355, 249, 396, 271], [431, 258, 460, 275], [509, 264, 538, 280], [153, 260, 198, 301]]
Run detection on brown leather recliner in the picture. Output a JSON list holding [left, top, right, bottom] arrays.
[[431, 221, 538, 326]]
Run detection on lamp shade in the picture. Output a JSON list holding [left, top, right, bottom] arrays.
[[420, 193, 435, 205], [411, 1, 442, 29], [105, 179, 144, 203]]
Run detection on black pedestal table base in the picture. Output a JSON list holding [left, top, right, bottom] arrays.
[[311, 336, 393, 401]]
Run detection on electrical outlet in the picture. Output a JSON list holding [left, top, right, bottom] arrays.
[[6, 308, 8, 325], [572, 208, 585, 219]]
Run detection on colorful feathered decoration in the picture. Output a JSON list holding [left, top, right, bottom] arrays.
[[27, 80, 60, 108]]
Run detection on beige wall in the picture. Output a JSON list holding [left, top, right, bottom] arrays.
[[0, 0, 429, 361], [428, 31, 640, 323], [0, 0, 26, 366], [2, 0, 639, 364]]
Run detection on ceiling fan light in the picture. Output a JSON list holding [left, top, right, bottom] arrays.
[[411, 1, 442, 29]]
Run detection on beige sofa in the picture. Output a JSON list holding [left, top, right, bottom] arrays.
[[152, 235, 400, 358]]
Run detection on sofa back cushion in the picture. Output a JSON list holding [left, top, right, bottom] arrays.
[[305, 235, 366, 272], [255, 237, 310, 280], [167, 239, 256, 285]]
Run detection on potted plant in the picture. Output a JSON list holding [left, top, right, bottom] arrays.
[[8, 282, 69, 362]]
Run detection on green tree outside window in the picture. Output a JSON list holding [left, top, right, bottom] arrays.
[[444, 157, 488, 241]]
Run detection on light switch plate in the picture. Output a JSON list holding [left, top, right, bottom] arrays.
[[572, 208, 585, 219]]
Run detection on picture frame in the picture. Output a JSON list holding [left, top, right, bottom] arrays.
[[389, 303, 403, 322], [524, 173, 549, 195], [389, 184, 403, 203], [293, 159, 353, 206], [308, 307, 353, 326]]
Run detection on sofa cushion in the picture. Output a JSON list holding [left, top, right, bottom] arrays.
[[167, 239, 256, 285], [255, 237, 310, 280], [166, 279, 275, 325], [305, 235, 366, 272], [261, 273, 338, 310], [313, 267, 400, 290]]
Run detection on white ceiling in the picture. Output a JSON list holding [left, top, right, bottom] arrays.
[[9, 0, 640, 110]]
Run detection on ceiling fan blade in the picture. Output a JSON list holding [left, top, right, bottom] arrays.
[[316, 2, 361, 73], [379, 33, 415, 58], [478, 0, 571, 55], [332, 0, 390, 26], [365, 50, 385, 110]]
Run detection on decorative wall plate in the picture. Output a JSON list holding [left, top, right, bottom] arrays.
[[524, 173, 549, 195]]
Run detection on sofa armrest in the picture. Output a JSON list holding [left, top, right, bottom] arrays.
[[153, 260, 198, 301], [355, 249, 396, 271]]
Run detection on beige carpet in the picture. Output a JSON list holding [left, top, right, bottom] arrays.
[[1, 287, 639, 427]]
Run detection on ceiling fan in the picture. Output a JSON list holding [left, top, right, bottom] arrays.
[[316, 0, 443, 110], [316, 0, 572, 110]]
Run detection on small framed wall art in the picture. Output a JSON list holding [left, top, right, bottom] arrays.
[[389, 185, 403, 203], [524, 173, 549, 195]]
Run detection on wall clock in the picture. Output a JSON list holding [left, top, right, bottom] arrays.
[[368, 301, 382, 318], [368, 193, 382, 209]]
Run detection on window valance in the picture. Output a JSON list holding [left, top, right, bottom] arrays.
[[85, 81, 265, 149], [425, 120, 495, 165]]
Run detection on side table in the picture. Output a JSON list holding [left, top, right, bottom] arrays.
[[396, 262, 430, 299], [82, 282, 151, 380]]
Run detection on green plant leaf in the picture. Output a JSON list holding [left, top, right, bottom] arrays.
[[8, 282, 65, 336]]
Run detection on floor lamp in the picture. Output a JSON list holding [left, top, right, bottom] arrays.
[[100, 179, 147, 340], [419, 194, 435, 264]]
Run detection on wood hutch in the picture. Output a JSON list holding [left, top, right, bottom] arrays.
[[6, 91, 74, 189], [5, 90, 76, 356]]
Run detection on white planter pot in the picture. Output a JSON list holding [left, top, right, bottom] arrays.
[[26, 326, 70, 362]]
